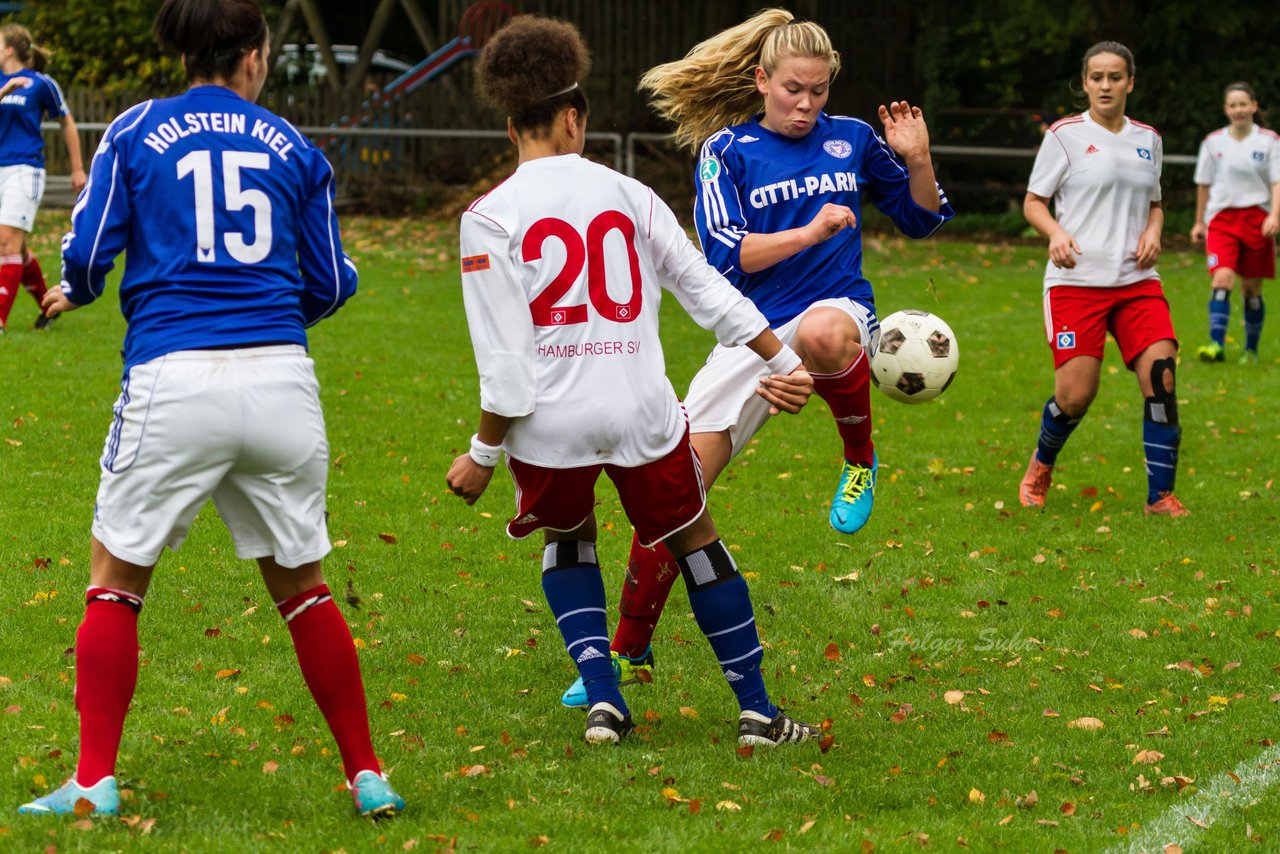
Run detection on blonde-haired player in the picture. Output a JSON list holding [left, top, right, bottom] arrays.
[[446, 14, 821, 748]]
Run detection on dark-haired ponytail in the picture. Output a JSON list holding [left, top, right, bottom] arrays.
[[154, 0, 267, 83]]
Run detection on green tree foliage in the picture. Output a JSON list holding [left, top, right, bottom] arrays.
[[6, 0, 183, 93]]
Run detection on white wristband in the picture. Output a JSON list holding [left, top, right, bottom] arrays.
[[469, 434, 502, 467], [765, 344, 802, 376]]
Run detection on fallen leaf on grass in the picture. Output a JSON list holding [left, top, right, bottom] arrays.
[[1133, 750, 1165, 765], [825, 643, 841, 661], [1068, 717, 1104, 730], [262, 761, 279, 774], [1060, 802, 1076, 816], [763, 829, 785, 842], [1016, 790, 1038, 809], [378, 533, 398, 544], [889, 703, 912, 724], [968, 788, 985, 804], [528, 836, 550, 848], [679, 706, 698, 719], [944, 690, 968, 705], [716, 800, 742, 811], [214, 669, 240, 680]]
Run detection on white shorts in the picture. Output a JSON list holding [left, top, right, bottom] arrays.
[[92, 345, 332, 568], [684, 298, 879, 458], [0, 164, 45, 231]]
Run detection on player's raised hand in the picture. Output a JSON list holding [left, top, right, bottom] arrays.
[[804, 203, 856, 246], [446, 454, 493, 505], [1047, 230, 1082, 269], [757, 366, 813, 415], [877, 101, 931, 164]]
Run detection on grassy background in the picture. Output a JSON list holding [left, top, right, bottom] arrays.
[[1, 217, 1277, 852]]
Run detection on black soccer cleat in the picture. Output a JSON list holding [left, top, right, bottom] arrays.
[[584, 701, 635, 745], [33, 312, 56, 330], [737, 709, 820, 747]]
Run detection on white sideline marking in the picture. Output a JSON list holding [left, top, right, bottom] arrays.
[[1106, 742, 1280, 854]]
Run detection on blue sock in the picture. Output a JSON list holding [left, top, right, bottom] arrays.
[[1244, 295, 1264, 353], [540, 542, 625, 713], [678, 541, 776, 717], [1036, 397, 1081, 466], [1143, 407, 1181, 504], [1209, 288, 1231, 347]]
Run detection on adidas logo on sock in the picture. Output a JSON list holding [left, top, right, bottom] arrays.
[[723, 669, 745, 682], [576, 645, 607, 663]]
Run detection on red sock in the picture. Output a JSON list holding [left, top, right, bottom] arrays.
[[811, 350, 874, 467], [75, 587, 143, 786], [21, 254, 47, 302], [277, 585, 380, 782], [611, 533, 679, 658], [0, 255, 22, 327]]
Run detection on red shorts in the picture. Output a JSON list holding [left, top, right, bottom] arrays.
[[505, 426, 706, 547], [1206, 207, 1276, 279], [1043, 279, 1177, 369]]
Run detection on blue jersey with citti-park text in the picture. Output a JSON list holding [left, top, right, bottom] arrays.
[[694, 111, 954, 327], [0, 69, 70, 167], [62, 85, 356, 372]]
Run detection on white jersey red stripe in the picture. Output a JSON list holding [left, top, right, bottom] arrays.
[[1194, 124, 1280, 224], [458, 153, 769, 468], [1028, 112, 1163, 289]]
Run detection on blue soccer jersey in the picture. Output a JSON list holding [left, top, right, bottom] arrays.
[[0, 70, 70, 168], [694, 112, 954, 326], [62, 85, 356, 370]]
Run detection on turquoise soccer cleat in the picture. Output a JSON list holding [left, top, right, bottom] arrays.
[[349, 770, 404, 818], [18, 776, 119, 816], [559, 646, 654, 709], [829, 453, 877, 534]]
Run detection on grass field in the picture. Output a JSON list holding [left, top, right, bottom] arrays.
[[1, 216, 1278, 853]]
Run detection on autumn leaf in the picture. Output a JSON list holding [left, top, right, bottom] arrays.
[[763, 829, 785, 842], [378, 532, 398, 544], [1068, 717, 1104, 730], [1060, 802, 1076, 816], [889, 703, 912, 724], [944, 690, 967, 705], [528, 836, 550, 848], [1133, 750, 1165, 765], [716, 800, 742, 811], [819, 734, 835, 753], [968, 788, 986, 804], [214, 668, 240, 680], [73, 797, 95, 817], [262, 760, 279, 774], [825, 643, 841, 661], [1016, 790, 1038, 809], [679, 706, 699, 719]]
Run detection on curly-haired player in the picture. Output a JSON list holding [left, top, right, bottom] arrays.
[[447, 15, 821, 748]]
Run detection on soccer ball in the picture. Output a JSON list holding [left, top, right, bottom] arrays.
[[870, 310, 959, 404]]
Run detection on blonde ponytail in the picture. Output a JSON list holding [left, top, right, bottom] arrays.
[[639, 8, 840, 152]]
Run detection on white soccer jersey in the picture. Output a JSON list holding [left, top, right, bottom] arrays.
[[1194, 124, 1280, 224], [1028, 112, 1163, 288], [459, 153, 769, 468]]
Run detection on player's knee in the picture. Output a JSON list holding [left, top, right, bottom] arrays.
[[1145, 357, 1178, 425], [675, 539, 740, 592], [1211, 269, 1236, 291], [1055, 388, 1094, 419], [796, 314, 859, 370]]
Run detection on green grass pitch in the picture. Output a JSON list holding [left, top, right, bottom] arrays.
[[1, 217, 1277, 852]]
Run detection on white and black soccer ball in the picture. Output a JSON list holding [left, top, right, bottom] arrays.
[[870, 309, 959, 404]]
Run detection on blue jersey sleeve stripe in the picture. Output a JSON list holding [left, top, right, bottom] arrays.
[[36, 72, 70, 116]]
